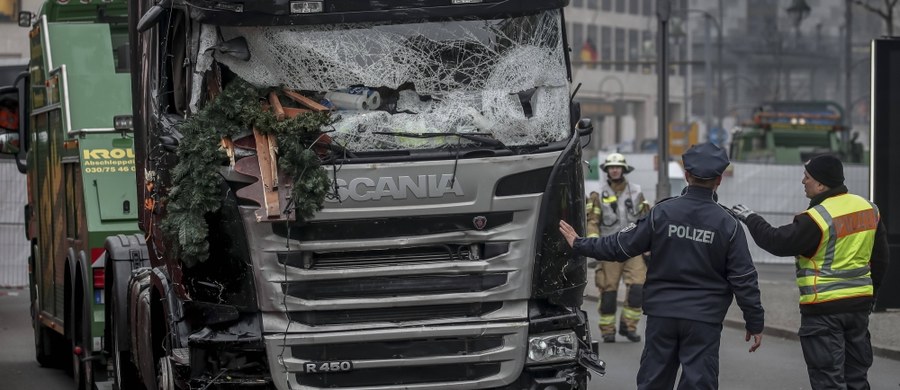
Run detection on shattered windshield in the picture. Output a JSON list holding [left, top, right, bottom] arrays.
[[213, 10, 569, 152]]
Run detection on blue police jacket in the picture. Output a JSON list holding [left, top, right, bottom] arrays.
[[573, 185, 765, 334]]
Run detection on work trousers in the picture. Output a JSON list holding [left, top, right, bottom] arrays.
[[637, 316, 722, 390], [799, 311, 873, 390], [595, 255, 646, 334]]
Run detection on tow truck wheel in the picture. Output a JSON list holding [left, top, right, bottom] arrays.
[[157, 357, 175, 390], [71, 282, 91, 390], [107, 267, 144, 390]]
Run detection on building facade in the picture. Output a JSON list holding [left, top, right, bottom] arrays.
[[565, 0, 689, 155]]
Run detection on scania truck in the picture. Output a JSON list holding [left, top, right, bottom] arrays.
[[0, 1, 137, 389], [103, 0, 605, 388]]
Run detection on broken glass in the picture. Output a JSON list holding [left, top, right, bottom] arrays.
[[213, 10, 569, 152]]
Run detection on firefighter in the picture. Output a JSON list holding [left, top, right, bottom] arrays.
[[594, 153, 649, 343]]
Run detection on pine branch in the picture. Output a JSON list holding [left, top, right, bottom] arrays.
[[163, 79, 332, 267]]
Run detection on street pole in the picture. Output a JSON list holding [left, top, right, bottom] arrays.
[[703, 16, 712, 138], [657, 0, 671, 201], [843, 0, 852, 143], [717, 0, 724, 134], [716, 13, 724, 134]]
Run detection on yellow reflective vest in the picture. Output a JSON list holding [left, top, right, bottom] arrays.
[[797, 194, 879, 305]]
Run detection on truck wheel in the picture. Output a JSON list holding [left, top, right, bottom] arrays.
[[71, 283, 92, 390], [157, 356, 175, 390], [109, 272, 144, 390]]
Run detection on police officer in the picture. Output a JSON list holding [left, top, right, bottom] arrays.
[[560, 143, 764, 390], [731, 155, 889, 390], [593, 153, 649, 343]]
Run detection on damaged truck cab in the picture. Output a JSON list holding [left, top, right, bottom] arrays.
[[105, 0, 604, 388]]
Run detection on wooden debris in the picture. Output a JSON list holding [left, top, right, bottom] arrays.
[[268, 91, 285, 121], [283, 90, 330, 112], [220, 136, 236, 167], [253, 127, 281, 219]]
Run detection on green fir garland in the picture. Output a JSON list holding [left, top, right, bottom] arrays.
[[162, 79, 332, 267]]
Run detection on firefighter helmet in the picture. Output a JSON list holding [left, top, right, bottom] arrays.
[[600, 153, 634, 173]]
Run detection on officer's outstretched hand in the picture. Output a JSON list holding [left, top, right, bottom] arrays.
[[745, 331, 763, 353], [558, 220, 580, 248], [731, 204, 755, 222]]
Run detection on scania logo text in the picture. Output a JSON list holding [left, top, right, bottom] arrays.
[[328, 174, 464, 202]]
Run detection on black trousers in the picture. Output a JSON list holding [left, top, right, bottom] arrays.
[[637, 316, 722, 390], [799, 311, 873, 390]]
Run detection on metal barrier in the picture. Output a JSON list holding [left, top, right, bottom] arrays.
[[0, 159, 28, 288]]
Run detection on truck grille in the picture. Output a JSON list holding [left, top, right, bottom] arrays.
[[291, 335, 504, 361], [297, 363, 501, 387], [266, 322, 528, 390], [282, 273, 508, 299], [288, 302, 502, 326], [272, 212, 515, 241]]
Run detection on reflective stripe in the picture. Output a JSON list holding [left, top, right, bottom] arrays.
[[622, 307, 642, 320], [599, 314, 616, 326], [812, 205, 837, 270], [796, 265, 871, 279], [798, 278, 873, 295], [798, 194, 877, 305]]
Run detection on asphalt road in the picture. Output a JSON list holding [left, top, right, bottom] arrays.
[[3, 287, 897, 390], [584, 298, 900, 389], [0, 289, 74, 390]]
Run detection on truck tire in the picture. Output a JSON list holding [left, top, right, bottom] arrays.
[[108, 267, 145, 390], [71, 280, 92, 390], [157, 356, 175, 390]]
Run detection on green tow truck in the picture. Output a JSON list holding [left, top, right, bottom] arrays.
[[0, 1, 137, 388], [729, 101, 867, 164]]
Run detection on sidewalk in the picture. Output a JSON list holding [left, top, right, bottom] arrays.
[[583, 263, 900, 361]]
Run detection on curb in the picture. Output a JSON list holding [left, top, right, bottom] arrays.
[[585, 294, 900, 361]]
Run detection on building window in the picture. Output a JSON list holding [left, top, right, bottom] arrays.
[[616, 0, 626, 13], [601, 26, 612, 71], [628, 29, 639, 73], [572, 0, 584, 8], [588, 0, 598, 10], [643, 0, 653, 16], [0, 0, 19, 23], [630, 0, 640, 14], [572, 23, 584, 56], [586, 25, 599, 68], [615, 28, 626, 72], [601, 0, 611, 12]]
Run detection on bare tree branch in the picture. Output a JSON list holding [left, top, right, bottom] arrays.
[[851, 0, 889, 19]]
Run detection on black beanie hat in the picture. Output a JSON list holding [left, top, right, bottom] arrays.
[[805, 155, 844, 188]]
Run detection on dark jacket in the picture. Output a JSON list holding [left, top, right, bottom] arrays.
[[573, 186, 765, 334], [742, 185, 890, 316]]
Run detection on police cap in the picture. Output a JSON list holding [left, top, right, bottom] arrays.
[[682, 142, 730, 179]]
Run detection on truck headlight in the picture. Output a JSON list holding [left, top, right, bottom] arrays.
[[526, 331, 578, 365]]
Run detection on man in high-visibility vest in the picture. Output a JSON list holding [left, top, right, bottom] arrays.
[[732, 155, 890, 390]]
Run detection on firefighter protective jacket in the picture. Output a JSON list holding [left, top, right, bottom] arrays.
[[572, 185, 765, 334], [597, 180, 647, 237]]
